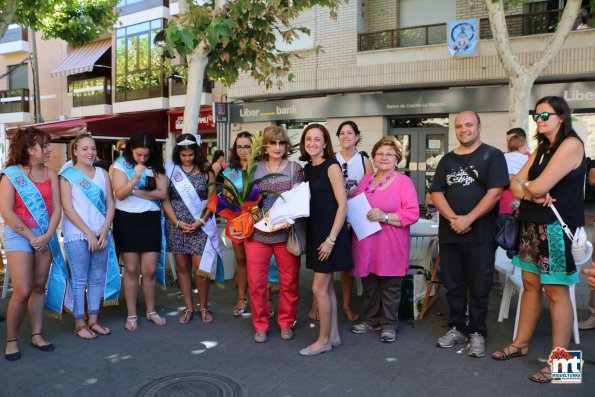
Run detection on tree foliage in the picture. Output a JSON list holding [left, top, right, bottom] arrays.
[[0, 0, 119, 47], [165, 0, 342, 89]]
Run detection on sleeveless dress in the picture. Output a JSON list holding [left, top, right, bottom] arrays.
[[304, 158, 353, 273], [165, 171, 208, 255]]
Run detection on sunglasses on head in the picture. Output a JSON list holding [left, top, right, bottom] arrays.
[[532, 112, 560, 122], [342, 162, 348, 178]]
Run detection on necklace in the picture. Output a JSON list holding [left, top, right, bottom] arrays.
[[365, 171, 395, 194], [266, 160, 285, 175], [182, 164, 196, 175]]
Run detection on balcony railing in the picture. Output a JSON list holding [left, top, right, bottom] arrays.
[[0, 89, 30, 114], [358, 8, 565, 51], [115, 70, 165, 102], [0, 26, 28, 45], [69, 77, 111, 108]]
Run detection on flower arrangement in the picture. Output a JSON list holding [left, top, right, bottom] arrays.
[[207, 132, 279, 243]]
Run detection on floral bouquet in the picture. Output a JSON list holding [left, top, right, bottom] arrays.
[[207, 132, 279, 243]]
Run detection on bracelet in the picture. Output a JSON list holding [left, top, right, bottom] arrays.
[[176, 220, 180, 229], [131, 188, 136, 197], [384, 213, 390, 224], [197, 218, 205, 226], [327, 235, 336, 243], [325, 236, 336, 246]]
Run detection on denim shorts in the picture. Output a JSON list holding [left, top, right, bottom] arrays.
[[3, 225, 42, 253]]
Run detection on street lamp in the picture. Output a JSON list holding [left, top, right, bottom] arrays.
[[153, 30, 173, 59]]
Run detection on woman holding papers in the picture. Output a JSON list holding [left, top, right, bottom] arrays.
[[351, 136, 419, 343], [112, 132, 168, 332], [298, 124, 352, 356], [60, 134, 116, 339], [162, 134, 217, 324], [235, 126, 303, 343], [1, 127, 61, 360]]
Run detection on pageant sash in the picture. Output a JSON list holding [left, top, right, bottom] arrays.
[[166, 162, 224, 286], [3, 166, 70, 317], [115, 157, 166, 287], [60, 167, 121, 306]]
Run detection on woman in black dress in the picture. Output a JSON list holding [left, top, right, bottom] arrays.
[[299, 123, 353, 356]]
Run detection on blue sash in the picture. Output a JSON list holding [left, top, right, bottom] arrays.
[[3, 166, 70, 317], [114, 157, 166, 287], [60, 167, 121, 306]]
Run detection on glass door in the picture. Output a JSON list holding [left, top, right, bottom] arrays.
[[388, 128, 448, 204]]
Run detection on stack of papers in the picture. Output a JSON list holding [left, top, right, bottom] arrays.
[[255, 182, 310, 232], [347, 193, 382, 240]]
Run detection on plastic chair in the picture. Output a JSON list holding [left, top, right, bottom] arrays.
[[497, 242, 592, 345]]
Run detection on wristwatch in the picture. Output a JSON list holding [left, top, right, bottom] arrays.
[[384, 214, 389, 224]]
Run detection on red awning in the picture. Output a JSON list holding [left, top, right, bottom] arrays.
[[8, 110, 168, 141]]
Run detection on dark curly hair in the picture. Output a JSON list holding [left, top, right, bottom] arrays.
[[171, 133, 210, 174], [6, 127, 51, 167], [229, 131, 253, 170], [336, 120, 362, 146]]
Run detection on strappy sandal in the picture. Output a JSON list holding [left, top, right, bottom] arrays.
[[74, 324, 96, 340], [233, 298, 248, 317], [179, 309, 194, 324], [146, 311, 167, 326], [491, 344, 528, 361], [200, 308, 213, 324], [125, 316, 139, 332], [5, 339, 21, 361], [88, 323, 111, 336], [529, 366, 552, 384]]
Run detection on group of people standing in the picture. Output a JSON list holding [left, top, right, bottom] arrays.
[[1, 94, 592, 386]]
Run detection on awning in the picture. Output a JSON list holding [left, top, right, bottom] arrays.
[[7, 110, 168, 141], [51, 39, 111, 78]]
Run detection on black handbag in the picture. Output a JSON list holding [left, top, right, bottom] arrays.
[[495, 211, 519, 251]]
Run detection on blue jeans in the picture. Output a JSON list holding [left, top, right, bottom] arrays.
[[64, 239, 109, 320]]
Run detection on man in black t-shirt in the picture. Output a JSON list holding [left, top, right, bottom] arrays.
[[430, 111, 509, 358]]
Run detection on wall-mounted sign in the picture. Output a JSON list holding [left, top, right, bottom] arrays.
[[168, 107, 215, 133], [448, 19, 477, 57]]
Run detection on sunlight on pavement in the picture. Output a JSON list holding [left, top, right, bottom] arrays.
[[201, 341, 217, 349], [385, 357, 397, 362], [105, 353, 132, 363], [83, 379, 98, 386]]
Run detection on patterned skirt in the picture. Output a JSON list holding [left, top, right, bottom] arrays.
[[512, 221, 579, 285]]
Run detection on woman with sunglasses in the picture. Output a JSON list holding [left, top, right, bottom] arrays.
[[162, 134, 217, 324], [491, 96, 587, 384], [231, 126, 303, 343], [112, 132, 168, 332], [317, 121, 373, 323]]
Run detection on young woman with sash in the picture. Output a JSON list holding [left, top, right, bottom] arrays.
[[162, 133, 221, 324], [112, 131, 168, 332], [60, 134, 118, 339], [0, 127, 62, 361]]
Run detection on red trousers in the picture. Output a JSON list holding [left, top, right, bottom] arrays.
[[244, 239, 300, 332]]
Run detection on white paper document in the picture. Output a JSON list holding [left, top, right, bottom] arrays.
[[347, 193, 382, 240], [254, 182, 310, 232]]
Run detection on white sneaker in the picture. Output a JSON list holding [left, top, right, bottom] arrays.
[[437, 327, 467, 348], [467, 332, 485, 358]]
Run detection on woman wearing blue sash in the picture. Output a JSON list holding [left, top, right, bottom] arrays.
[[112, 132, 168, 332], [162, 134, 216, 324], [0, 127, 61, 361], [60, 134, 116, 339]]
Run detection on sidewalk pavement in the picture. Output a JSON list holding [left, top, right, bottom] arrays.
[[0, 254, 594, 396]]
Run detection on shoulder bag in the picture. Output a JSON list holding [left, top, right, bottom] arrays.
[[495, 210, 519, 252], [286, 161, 307, 256]]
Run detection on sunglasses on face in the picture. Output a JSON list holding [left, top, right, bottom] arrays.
[[342, 162, 348, 179], [532, 112, 560, 122], [268, 140, 287, 147]]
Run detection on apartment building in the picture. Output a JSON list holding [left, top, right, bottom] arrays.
[[226, 0, 595, 203], [0, 0, 218, 169]]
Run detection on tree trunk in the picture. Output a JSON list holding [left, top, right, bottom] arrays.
[[30, 29, 44, 123], [487, 0, 582, 131], [0, 0, 18, 41], [181, 44, 209, 135]]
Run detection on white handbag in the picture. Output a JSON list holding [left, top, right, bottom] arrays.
[[549, 204, 593, 267]]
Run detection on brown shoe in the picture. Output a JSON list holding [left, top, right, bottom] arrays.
[[578, 315, 595, 330], [253, 331, 267, 343]]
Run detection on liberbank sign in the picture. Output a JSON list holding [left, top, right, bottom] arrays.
[[230, 82, 595, 122]]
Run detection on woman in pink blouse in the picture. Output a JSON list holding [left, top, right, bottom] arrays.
[[350, 136, 419, 343]]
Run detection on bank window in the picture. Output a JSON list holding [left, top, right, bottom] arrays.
[[115, 19, 164, 102]]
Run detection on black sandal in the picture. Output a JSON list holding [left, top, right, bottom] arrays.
[[491, 344, 528, 361], [5, 339, 21, 361], [30, 333, 55, 352]]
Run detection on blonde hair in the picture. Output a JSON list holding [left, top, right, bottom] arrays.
[[69, 133, 95, 165], [261, 126, 291, 160]]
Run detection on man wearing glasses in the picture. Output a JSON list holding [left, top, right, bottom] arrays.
[[430, 111, 509, 358]]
